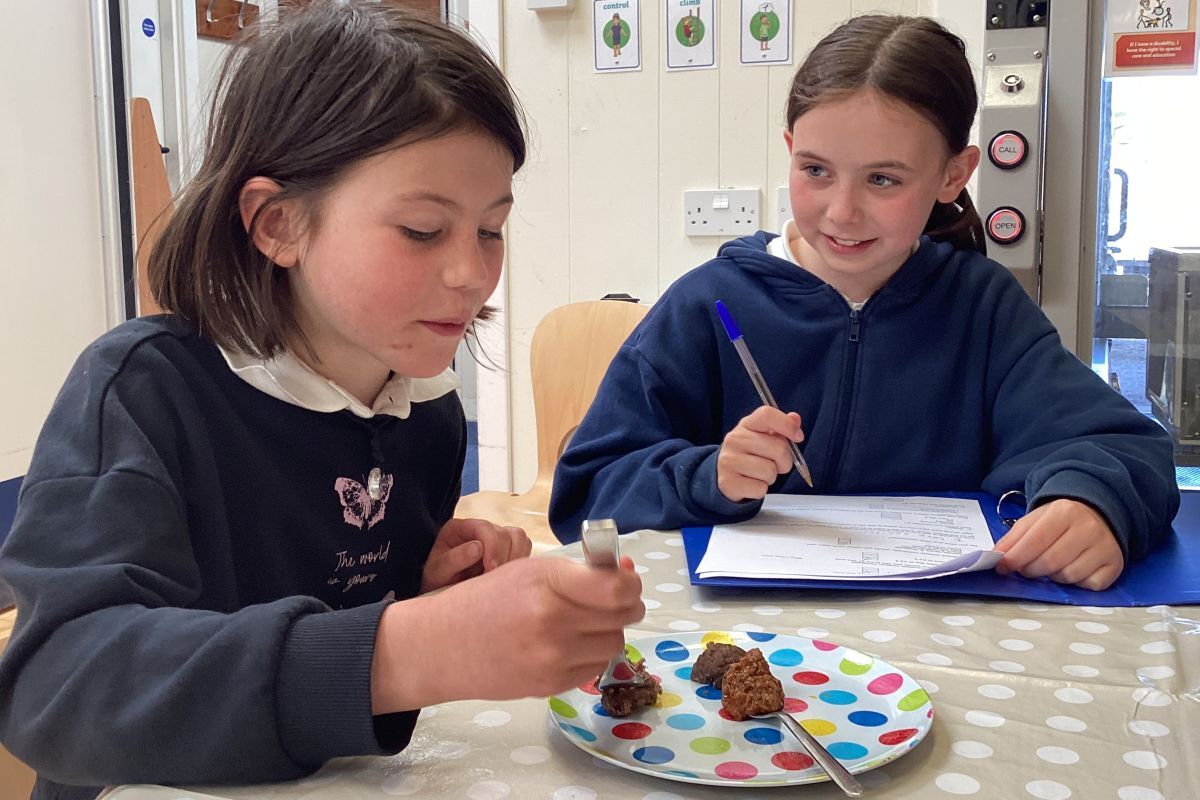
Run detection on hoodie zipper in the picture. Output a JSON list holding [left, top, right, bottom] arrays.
[[823, 307, 862, 485]]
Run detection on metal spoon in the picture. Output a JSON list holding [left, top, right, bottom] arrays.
[[581, 518, 649, 691], [752, 710, 865, 796]]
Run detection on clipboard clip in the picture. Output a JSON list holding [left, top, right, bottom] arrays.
[[996, 489, 1027, 528]]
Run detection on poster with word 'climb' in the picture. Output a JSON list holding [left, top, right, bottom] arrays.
[[666, 0, 716, 71]]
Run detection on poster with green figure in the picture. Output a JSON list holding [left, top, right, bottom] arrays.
[[594, 0, 641, 72], [666, 0, 716, 70], [739, 0, 792, 65]]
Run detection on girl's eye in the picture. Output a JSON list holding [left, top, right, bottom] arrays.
[[869, 174, 899, 188], [478, 228, 504, 241], [802, 165, 827, 178], [401, 227, 440, 242]]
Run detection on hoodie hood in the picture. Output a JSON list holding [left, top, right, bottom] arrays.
[[714, 231, 959, 303]]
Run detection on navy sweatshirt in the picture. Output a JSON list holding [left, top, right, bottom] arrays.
[[550, 233, 1179, 559], [0, 316, 464, 800]]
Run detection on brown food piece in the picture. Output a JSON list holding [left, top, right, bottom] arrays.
[[720, 648, 785, 721], [597, 659, 662, 717], [690, 641, 747, 686]]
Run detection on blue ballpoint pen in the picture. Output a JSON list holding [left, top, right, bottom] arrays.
[[715, 300, 814, 488]]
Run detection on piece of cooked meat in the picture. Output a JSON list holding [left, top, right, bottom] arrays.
[[720, 648, 784, 721], [597, 659, 662, 717], [690, 641, 748, 686]]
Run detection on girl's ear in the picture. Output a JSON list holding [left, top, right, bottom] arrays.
[[938, 145, 981, 204], [238, 177, 302, 268]]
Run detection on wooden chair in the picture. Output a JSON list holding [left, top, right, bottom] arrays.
[[129, 97, 172, 316], [0, 607, 35, 797], [455, 299, 650, 551]]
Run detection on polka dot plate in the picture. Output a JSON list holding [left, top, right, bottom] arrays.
[[548, 630, 933, 787]]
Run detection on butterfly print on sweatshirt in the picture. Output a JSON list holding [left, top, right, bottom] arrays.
[[334, 473, 394, 529]]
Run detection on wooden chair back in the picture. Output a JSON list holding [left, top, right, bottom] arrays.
[[529, 299, 650, 489]]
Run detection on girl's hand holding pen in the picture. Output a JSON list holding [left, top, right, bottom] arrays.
[[993, 499, 1125, 591], [373, 556, 645, 711], [421, 518, 533, 593], [717, 406, 807, 502]]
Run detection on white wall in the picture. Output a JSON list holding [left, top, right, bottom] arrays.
[[494, 0, 981, 493], [0, 9, 109, 481]]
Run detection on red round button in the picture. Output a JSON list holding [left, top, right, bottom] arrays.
[[988, 130, 1028, 169], [986, 207, 1025, 245]]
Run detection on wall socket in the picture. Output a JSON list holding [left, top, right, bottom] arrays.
[[684, 189, 760, 237]]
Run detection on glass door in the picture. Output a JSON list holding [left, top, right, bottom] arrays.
[[1091, 66, 1200, 486]]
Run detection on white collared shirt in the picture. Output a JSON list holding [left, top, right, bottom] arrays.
[[769, 218, 867, 312], [219, 346, 459, 420]]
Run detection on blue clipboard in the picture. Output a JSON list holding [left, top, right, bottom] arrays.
[[682, 491, 1200, 607]]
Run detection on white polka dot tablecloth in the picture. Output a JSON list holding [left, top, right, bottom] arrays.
[[107, 532, 1200, 800]]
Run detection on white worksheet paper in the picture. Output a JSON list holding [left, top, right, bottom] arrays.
[[696, 495, 1003, 581]]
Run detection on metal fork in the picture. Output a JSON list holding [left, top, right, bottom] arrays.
[[752, 711, 865, 796], [581, 518, 649, 691]]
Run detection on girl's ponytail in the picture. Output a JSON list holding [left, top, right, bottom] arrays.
[[924, 187, 987, 255]]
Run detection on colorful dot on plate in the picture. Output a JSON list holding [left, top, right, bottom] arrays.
[[792, 670, 830, 685], [812, 639, 839, 651], [878, 728, 919, 745], [897, 688, 931, 711], [747, 631, 777, 642], [819, 690, 857, 705], [696, 685, 722, 700], [771, 751, 816, 771], [768, 648, 804, 667], [548, 698, 577, 718], [838, 653, 874, 675], [701, 631, 736, 646], [867, 672, 904, 695], [632, 746, 675, 764], [690, 736, 732, 755], [848, 710, 888, 727], [625, 644, 645, 662], [743, 727, 784, 745], [826, 742, 869, 760], [783, 697, 809, 713], [561, 724, 596, 742], [674, 666, 693, 680], [718, 708, 736, 721], [714, 761, 758, 780], [612, 722, 653, 740], [655, 640, 689, 662], [578, 681, 601, 696], [656, 692, 683, 709], [666, 713, 706, 731], [592, 703, 610, 717], [801, 718, 837, 737]]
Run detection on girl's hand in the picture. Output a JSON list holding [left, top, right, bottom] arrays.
[[993, 499, 1125, 591], [420, 518, 532, 593], [716, 406, 805, 502], [373, 556, 645, 711]]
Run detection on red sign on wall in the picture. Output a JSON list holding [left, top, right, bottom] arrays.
[[1114, 31, 1198, 68]]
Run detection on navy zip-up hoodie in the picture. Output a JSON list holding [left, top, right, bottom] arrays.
[[550, 233, 1178, 561]]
